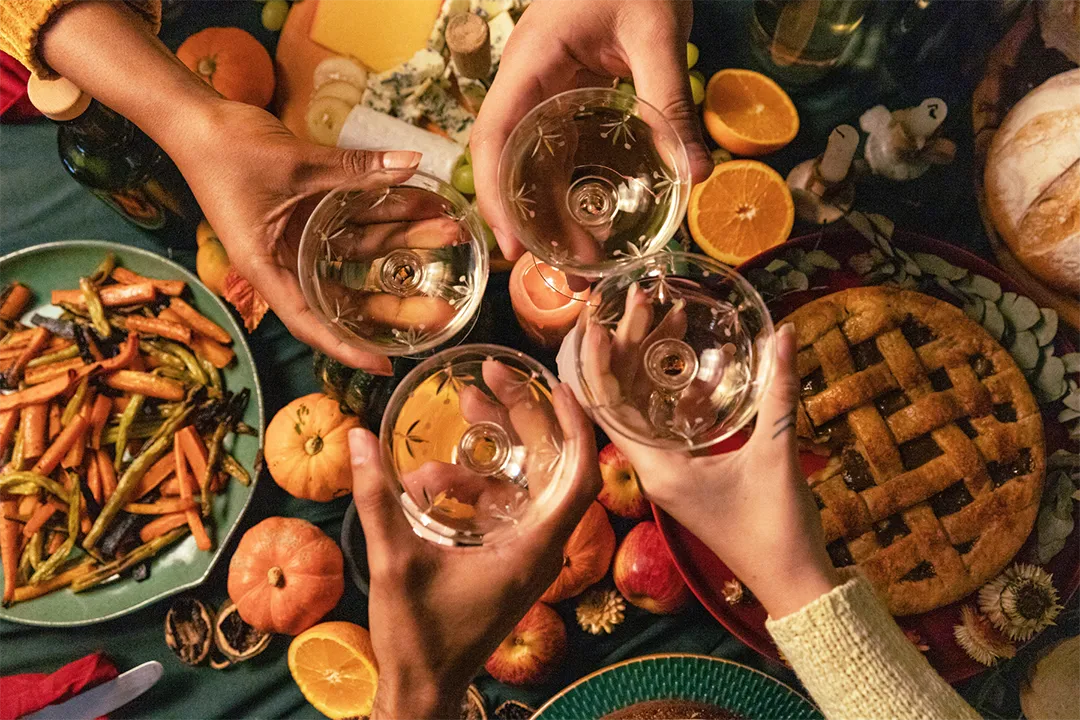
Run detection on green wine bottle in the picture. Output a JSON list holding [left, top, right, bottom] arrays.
[[27, 74, 198, 241]]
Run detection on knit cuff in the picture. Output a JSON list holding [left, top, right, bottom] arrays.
[[0, 0, 162, 79], [766, 569, 980, 720]]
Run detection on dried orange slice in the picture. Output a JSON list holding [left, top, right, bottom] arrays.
[[688, 160, 794, 265], [703, 69, 799, 156], [288, 622, 379, 719]]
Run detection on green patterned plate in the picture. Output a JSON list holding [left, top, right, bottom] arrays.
[[533, 653, 821, 720], [0, 240, 263, 627]]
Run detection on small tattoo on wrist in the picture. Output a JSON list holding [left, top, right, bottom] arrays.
[[771, 410, 796, 440]]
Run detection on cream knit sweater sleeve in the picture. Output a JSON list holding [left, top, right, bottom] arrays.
[[766, 570, 981, 720], [0, 0, 161, 78]]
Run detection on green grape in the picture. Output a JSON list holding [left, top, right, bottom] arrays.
[[617, 82, 635, 96], [261, 0, 289, 31], [452, 164, 475, 195], [687, 42, 699, 69], [689, 73, 705, 105]]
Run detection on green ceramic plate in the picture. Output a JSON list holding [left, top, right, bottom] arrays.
[[0, 240, 263, 627], [533, 654, 822, 720]]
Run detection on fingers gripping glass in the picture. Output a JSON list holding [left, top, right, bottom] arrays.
[[498, 88, 691, 283], [573, 253, 776, 452], [298, 170, 489, 356], [379, 344, 579, 546]]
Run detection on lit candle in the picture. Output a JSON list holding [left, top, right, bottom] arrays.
[[509, 252, 590, 348]]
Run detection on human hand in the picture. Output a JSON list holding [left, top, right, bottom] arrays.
[[585, 322, 839, 619], [471, 0, 713, 261], [349, 384, 600, 719]]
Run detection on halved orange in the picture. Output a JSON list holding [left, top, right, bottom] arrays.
[[688, 160, 794, 265], [288, 621, 379, 719], [703, 69, 799, 156]]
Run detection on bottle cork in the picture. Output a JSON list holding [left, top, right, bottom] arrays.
[[26, 75, 91, 121], [446, 13, 491, 81]]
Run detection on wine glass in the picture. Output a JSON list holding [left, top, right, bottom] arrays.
[[497, 87, 691, 280], [298, 169, 488, 356], [379, 343, 578, 546], [572, 252, 775, 451]]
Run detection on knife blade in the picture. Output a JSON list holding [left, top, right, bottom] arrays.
[[23, 660, 163, 720]]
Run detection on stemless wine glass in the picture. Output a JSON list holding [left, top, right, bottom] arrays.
[[498, 88, 691, 279], [379, 343, 578, 546], [572, 252, 775, 451], [298, 169, 488, 356]]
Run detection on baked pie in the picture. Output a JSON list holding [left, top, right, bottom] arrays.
[[784, 287, 1045, 616]]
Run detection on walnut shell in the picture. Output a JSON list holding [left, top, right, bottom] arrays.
[[165, 597, 214, 666], [214, 599, 271, 663]]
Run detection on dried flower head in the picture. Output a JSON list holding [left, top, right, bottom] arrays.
[[576, 588, 626, 635], [723, 579, 751, 605], [954, 605, 1016, 666], [979, 564, 1062, 641]]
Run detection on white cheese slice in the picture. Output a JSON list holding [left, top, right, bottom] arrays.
[[337, 105, 464, 182]]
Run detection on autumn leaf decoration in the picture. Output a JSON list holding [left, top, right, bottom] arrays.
[[223, 268, 269, 333]]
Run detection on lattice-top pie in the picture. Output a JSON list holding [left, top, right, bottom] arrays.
[[785, 287, 1045, 616]]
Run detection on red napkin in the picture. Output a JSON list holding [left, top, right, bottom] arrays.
[[0, 51, 41, 123], [0, 652, 118, 720]]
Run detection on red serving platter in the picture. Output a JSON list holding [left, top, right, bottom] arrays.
[[655, 227, 1079, 685]]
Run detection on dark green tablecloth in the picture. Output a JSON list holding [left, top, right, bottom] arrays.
[[1, 2, 1076, 718]]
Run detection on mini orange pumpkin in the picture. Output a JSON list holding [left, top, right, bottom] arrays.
[[266, 393, 360, 501], [228, 516, 344, 635], [540, 502, 616, 603], [177, 27, 275, 107]]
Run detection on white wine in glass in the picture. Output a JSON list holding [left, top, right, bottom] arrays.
[[498, 88, 691, 279]]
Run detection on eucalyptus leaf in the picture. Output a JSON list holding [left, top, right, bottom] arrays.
[[895, 268, 908, 285], [999, 292, 1018, 317], [783, 270, 809, 292], [869, 248, 885, 263], [895, 248, 923, 277], [1002, 295, 1041, 332], [1063, 353, 1080, 373], [848, 253, 876, 275], [1034, 309, 1059, 347], [964, 297, 986, 323], [898, 275, 919, 289], [1065, 389, 1080, 412], [934, 276, 965, 302], [1035, 355, 1067, 402], [1060, 408, 1080, 422], [912, 252, 967, 280], [805, 249, 841, 270], [1011, 330, 1040, 371], [983, 302, 1006, 341], [747, 268, 783, 297], [967, 274, 1002, 301], [867, 213, 895, 239], [795, 256, 817, 276], [765, 259, 790, 273], [845, 211, 877, 244]]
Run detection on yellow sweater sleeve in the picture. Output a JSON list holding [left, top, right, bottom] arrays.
[[0, 0, 162, 78], [766, 569, 981, 720]]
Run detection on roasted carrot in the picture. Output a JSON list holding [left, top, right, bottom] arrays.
[[133, 453, 175, 498], [159, 476, 182, 495], [0, 328, 41, 348], [12, 559, 96, 603], [0, 409, 18, 458], [46, 531, 64, 555], [96, 450, 118, 501], [122, 498, 196, 515], [87, 455, 102, 504], [88, 395, 110, 449], [1, 499, 20, 604], [175, 437, 211, 550], [51, 282, 155, 308], [124, 316, 192, 345], [24, 358, 85, 385], [0, 283, 32, 322], [191, 335, 235, 369], [176, 426, 209, 482], [139, 512, 189, 543], [0, 341, 70, 361], [0, 370, 77, 413], [112, 267, 185, 296], [22, 501, 62, 540], [97, 332, 138, 373], [60, 419, 88, 469], [19, 404, 47, 460], [5, 326, 50, 384], [104, 371, 185, 401], [168, 298, 231, 344], [32, 414, 88, 476]]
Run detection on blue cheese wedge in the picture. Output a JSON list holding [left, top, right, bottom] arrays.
[[362, 48, 446, 116]]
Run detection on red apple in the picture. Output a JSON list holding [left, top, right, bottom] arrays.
[[614, 520, 690, 614], [597, 443, 649, 519], [485, 602, 566, 685]]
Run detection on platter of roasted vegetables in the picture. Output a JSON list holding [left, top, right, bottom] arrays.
[[0, 241, 263, 626]]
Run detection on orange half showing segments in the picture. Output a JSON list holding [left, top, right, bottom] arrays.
[[703, 69, 800, 156], [688, 160, 794, 266], [288, 621, 379, 720]]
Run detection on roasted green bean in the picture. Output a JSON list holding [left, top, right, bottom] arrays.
[[74, 527, 188, 591], [88, 252, 116, 285], [25, 344, 80, 368], [61, 376, 90, 427], [158, 341, 208, 387], [198, 354, 222, 398], [114, 393, 145, 470], [79, 277, 111, 339], [0, 472, 68, 499], [221, 454, 250, 486], [29, 481, 80, 585]]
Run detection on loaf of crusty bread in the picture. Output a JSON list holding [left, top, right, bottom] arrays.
[[985, 69, 1080, 295]]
